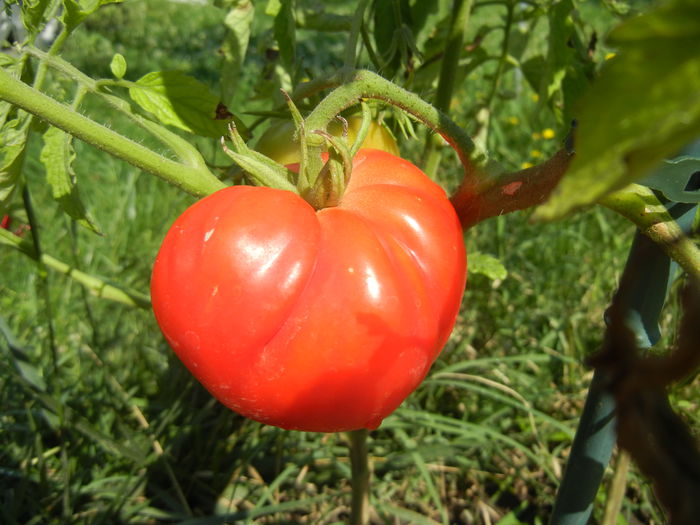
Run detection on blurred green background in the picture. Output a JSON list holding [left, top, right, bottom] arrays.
[[1, 1, 694, 523]]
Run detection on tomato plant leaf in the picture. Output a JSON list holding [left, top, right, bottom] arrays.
[[40, 126, 101, 234], [272, 0, 296, 78], [109, 52, 127, 79], [409, 0, 450, 52], [536, 0, 700, 220], [19, 0, 60, 40], [60, 0, 124, 31], [219, 0, 255, 105], [0, 112, 31, 212], [467, 252, 507, 282], [129, 70, 235, 139]]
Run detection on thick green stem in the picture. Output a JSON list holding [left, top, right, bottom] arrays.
[[347, 429, 370, 525], [423, 0, 474, 177], [601, 184, 700, 282], [302, 69, 499, 196], [455, 148, 573, 229], [23, 45, 209, 172], [0, 68, 225, 197]]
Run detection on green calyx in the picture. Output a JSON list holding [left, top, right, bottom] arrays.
[[223, 93, 361, 210]]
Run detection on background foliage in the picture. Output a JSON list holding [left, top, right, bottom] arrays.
[[1, 0, 698, 523]]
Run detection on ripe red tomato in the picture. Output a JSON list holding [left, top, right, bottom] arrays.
[[151, 149, 466, 432]]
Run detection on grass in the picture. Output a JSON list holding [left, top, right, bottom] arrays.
[[2, 1, 699, 524]]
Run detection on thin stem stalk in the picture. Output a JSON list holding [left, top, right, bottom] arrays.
[[348, 429, 370, 525], [423, 0, 474, 177]]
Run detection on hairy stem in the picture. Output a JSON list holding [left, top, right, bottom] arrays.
[[601, 184, 700, 281], [302, 68, 498, 195], [454, 148, 573, 229], [0, 68, 225, 197]]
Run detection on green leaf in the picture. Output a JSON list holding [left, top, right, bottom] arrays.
[[410, 0, 450, 51], [544, 0, 575, 101], [219, 0, 254, 105], [129, 70, 234, 138], [273, 0, 296, 75], [19, 0, 59, 39], [468, 252, 508, 281], [536, 0, 700, 220], [109, 52, 127, 79], [641, 138, 700, 203], [40, 126, 101, 233], [0, 113, 31, 212], [61, 0, 124, 31], [265, 0, 282, 16]]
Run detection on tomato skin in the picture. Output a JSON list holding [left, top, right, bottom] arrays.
[[255, 116, 400, 165], [151, 149, 466, 432]]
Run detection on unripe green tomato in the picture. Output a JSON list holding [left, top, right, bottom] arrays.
[[256, 116, 399, 165]]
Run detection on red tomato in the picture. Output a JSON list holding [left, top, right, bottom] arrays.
[[151, 149, 467, 432]]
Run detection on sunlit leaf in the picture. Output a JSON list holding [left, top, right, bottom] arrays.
[[40, 126, 101, 233], [19, 0, 59, 39], [129, 70, 235, 138], [60, 0, 123, 31], [536, 0, 700, 220], [109, 52, 127, 79], [468, 252, 508, 281]]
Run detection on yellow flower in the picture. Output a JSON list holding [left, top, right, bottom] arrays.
[[531, 132, 541, 140], [507, 116, 519, 125], [605, 52, 616, 60], [530, 149, 542, 158], [542, 128, 555, 139], [521, 161, 534, 169]]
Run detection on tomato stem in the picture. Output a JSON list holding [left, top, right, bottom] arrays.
[[347, 429, 371, 525], [302, 68, 502, 198], [454, 148, 574, 229], [0, 65, 225, 198], [601, 184, 700, 281]]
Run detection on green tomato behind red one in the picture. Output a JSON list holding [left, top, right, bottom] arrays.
[[255, 115, 400, 165], [151, 149, 466, 432]]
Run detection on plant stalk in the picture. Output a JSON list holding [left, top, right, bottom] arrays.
[[602, 184, 700, 282], [423, 0, 474, 177], [0, 68, 225, 197], [348, 429, 370, 525], [302, 68, 499, 196]]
